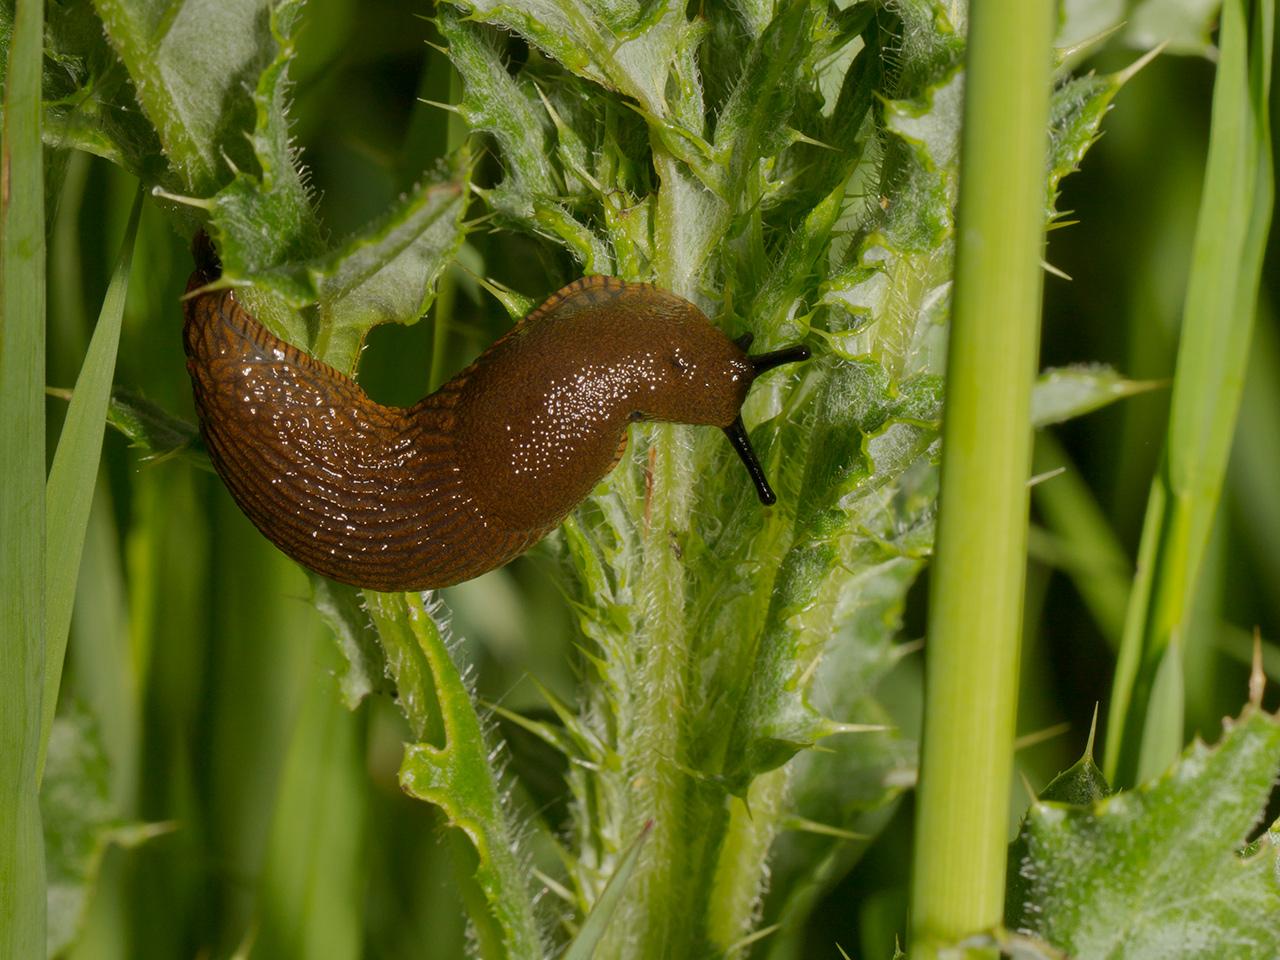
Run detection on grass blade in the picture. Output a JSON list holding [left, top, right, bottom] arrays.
[[561, 821, 652, 960], [0, 0, 49, 954], [1104, 0, 1275, 786], [39, 186, 143, 782]]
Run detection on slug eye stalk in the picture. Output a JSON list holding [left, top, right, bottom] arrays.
[[723, 343, 812, 505], [749, 345, 811, 375]]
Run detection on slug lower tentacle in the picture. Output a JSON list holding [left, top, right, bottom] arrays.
[[183, 236, 808, 591]]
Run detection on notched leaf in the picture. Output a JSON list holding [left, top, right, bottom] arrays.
[[1008, 705, 1280, 958], [722, 361, 942, 791], [368, 591, 544, 957]]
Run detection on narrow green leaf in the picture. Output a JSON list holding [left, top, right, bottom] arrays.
[[1, 0, 49, 954], [40, 187, 143, 783], [253, 668, 365, 960], [561, 821, 652, 960], [1106, 0, 1275, 786], [1030, 434, 1132, 646], [1134, 638, 1186, 785], [1031, 365, 1164, 427], [1232, 303, 1280, 627]]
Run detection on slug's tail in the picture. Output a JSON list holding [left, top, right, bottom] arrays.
[[723, 340, 811, 505]]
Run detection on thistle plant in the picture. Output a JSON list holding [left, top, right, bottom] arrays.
[[5, 0, 1280, 959]]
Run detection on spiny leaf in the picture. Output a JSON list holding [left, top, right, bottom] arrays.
[[308, 578, 387, 709], [1047, 53, 1160, 219], [722, 361, 942, 791], [441, 11, 610, 270], [368, 591, 543, 959], [711, 0, 818, 201], [204, 0, 322, 281], [92, 0, 299, 195], [98, 387, 207, 469], [1010, 706, 1280, 958]]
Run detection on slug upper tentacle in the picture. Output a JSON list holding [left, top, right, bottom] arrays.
[[183, 235, 809, 591]]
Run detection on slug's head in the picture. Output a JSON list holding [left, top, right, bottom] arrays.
[[636, 318, 756, 427], [634, 321, 806, 416], [627, 312, 809, 505]]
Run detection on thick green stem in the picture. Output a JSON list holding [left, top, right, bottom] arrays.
[[908, 2, 1053, 956]]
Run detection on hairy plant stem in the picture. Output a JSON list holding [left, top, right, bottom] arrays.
[[622, 422, 693, 956], [612, 148, 687, 957], [606, 149, 725, 958], [706, 769, 788, 952]]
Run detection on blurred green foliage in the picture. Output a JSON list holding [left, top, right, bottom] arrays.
[[4, 0, 1278, 957]]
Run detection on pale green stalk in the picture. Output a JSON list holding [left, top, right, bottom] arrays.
[[908, 2, 1054, 955], [1104, 0, 1274, 786], [0, 0, 47, 954]]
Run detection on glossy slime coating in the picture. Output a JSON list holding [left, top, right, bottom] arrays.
[[184, 254, 805, 592]]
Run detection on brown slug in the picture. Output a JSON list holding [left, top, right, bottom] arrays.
[[183, 234, 809, 592]]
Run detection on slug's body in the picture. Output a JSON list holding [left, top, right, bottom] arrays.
[[184, 241, 807, 592]]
